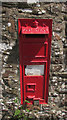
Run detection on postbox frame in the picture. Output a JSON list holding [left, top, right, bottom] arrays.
[[18, 18, 52, 104]]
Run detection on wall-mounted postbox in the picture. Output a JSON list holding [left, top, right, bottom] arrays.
[[18, 19, 52, 104]]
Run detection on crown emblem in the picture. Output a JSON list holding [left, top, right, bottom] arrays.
[[33, 20, 38, 28]]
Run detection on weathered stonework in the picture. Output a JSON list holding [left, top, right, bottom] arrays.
[[1, 2, 67, 120]]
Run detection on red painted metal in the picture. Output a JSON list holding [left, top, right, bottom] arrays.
[[18, 19, 52, 104]]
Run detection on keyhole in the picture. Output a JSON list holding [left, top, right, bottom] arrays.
[[28, 85, 31, 88]]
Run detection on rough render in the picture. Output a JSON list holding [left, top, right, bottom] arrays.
[[0, 2, 67, 120]]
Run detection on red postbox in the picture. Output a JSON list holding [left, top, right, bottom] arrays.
[[18, 19, 52, 104]]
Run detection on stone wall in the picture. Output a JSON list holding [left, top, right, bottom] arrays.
[[1, 2, 67, 120]]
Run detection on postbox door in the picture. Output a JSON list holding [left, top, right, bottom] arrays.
[[23, 62, 48, 104]]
